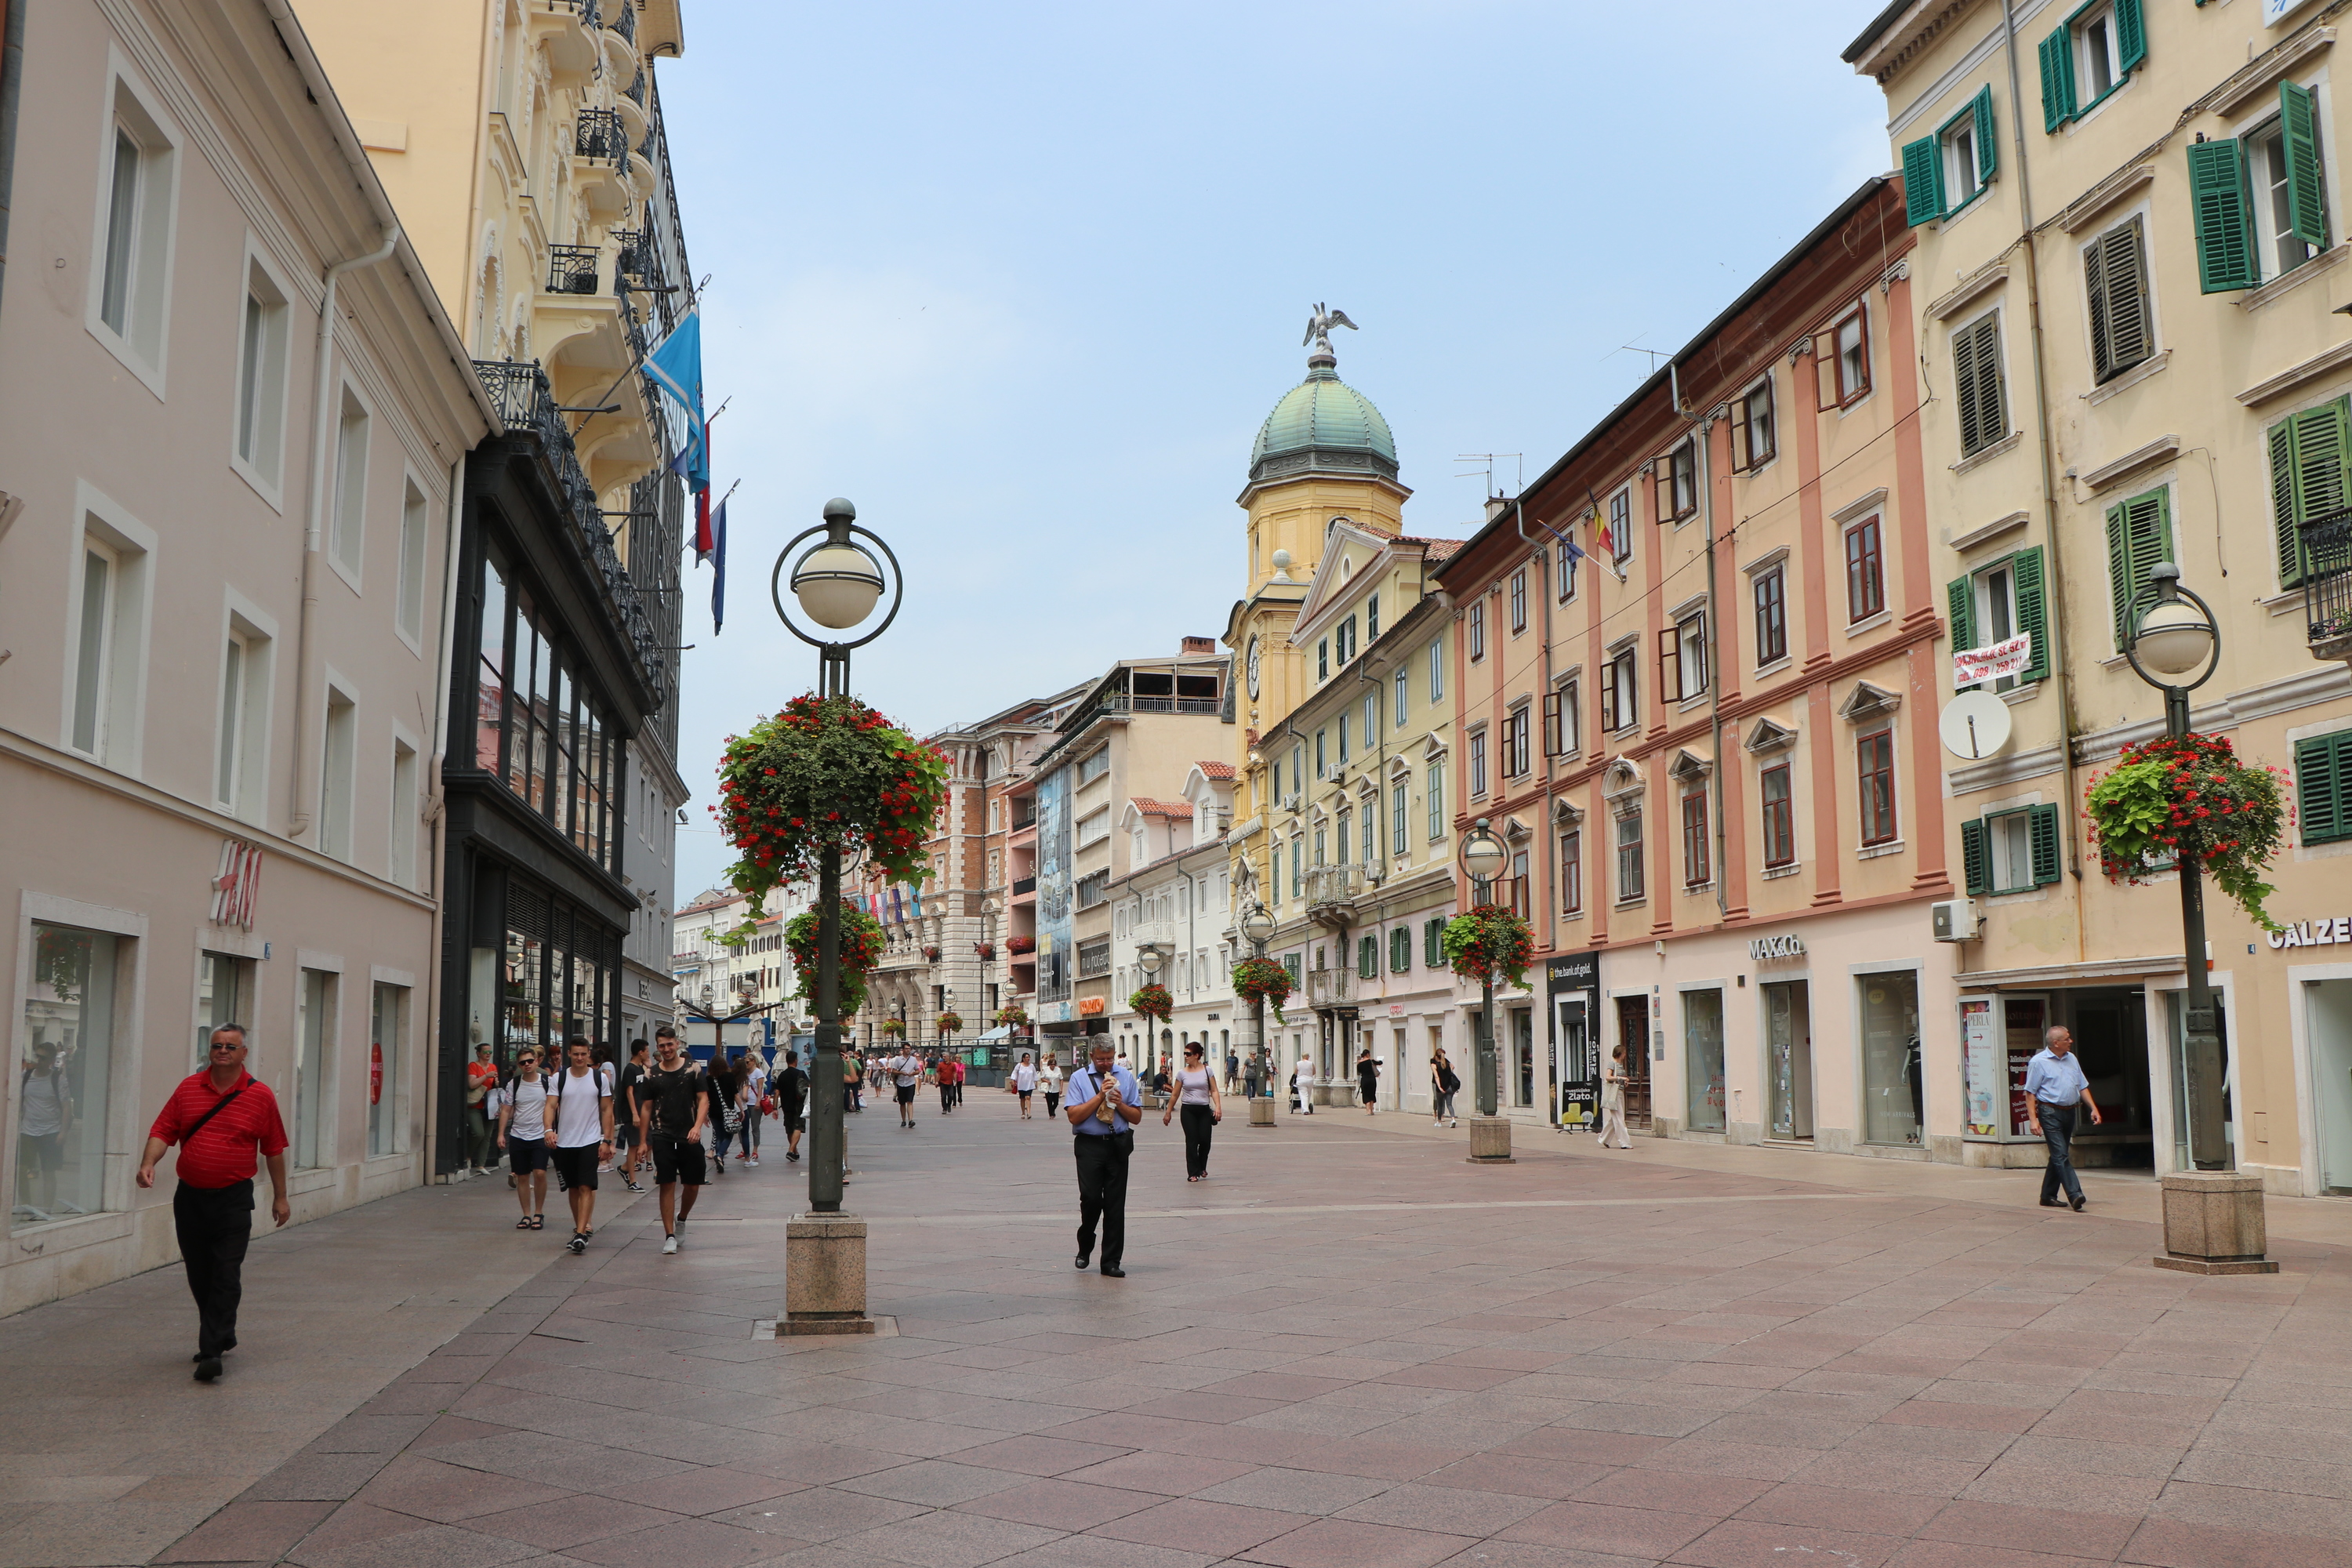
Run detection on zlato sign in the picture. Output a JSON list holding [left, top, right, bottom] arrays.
[[1748, 934, 1806, 960], [2269, 916, 2352, 949]]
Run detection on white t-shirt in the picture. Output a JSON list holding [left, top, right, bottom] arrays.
[[503, 1074, 551, 1142], [1012, 1062, 1038, 1092], [891, 1054, 923, 1088], [20, 1067, 66, 1138], [1040, 1065, 1064, 1093], [550, 1065, 610, 1148]]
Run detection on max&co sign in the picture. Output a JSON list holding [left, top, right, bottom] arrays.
[[1748, 934, 1806, 961]]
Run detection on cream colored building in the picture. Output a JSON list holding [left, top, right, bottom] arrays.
[[1110, 763, 1239, 1072], [1848, 0, 2352, 1190], [0, 0, 492, 1309]]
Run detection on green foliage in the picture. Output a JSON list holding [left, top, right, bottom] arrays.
[[1230, 957, 1292, 1024], [1128, 983, 1172, 1022], [782, 902, 887, 1021], [1442, 906, 1534, 990], [2084, 732, 2290, 931]]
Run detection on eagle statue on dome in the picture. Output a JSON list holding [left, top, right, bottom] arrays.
[[1302, 303, 1358, 355]]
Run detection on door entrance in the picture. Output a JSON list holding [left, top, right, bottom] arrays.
[[1512, 1009, 1535, 1109], [1615, 995, 1652, 1128], [2311, 980, 2352, 1194], [1763, 981, 1813, 1141]]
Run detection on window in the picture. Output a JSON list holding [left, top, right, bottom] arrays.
[[1827, 307, 1870, 407], [1509, 569, 1527, 633], [1362, 798, 1376, 863], [397, 480, 430, 642], [2038, 0, 2144, 129], [1468, 598, 1486, 662], [67, 511, 151, 768], [16, 923, 122, 1230], [216, 630, 255, 811], [2254, 88, 2330, 280], [331, 389, 369, 581], [1358, 935, 1377, 980], [1390, 926, 1410, 972], [1392, 779, 1407, 855], [1951, 312, 2009, 457], [1962, 804, 2062, 893], [1947, 546, 2050, 688], [1426, 762, 1444, 840], [2103, 487, 2172, 651], [1428, 639, 1444, 702], [1290, 742, 1305, 800], [1511, 850, 1530, 919], [2267, 398, 2348, 590], [1290, 835, 1303, 898], [1312, 826, 1326, 867], [1755, 564, 1788, 666], [1857, 729, 1897, 847], [2295, 730, 2352, 844], [1317, 638, 1330, 681], [1336, 809, 1352, 864], [1338, 615, 1358, 663], [1761, 763, 1795, 868], [1615, 811, 1645, 902], [1904, 86, 1995, 224], [1543, 680, 1578, 760], [1559, 829, 1582, 914], [321, 686, 358, 862], [234, 261, 289, 489], [1469, 728, 1488, 797], [1732, 376, 1775, 470], [1077, 747, 1109, 786], [390, 739, 420, 890], [1366, 593, 1379, 642], [1504, 706, 1530, 778], [370, 982, 408, 1157], [1682, 792, 1710, 887], [91, 85, 177, 379], [1423, 918, 1443, 968], [1316, 729, 1327, 778], [1661, 611, 1708, 702], [1338, 713, 1350, 765], [1846, 517, 1886, 622], [477, 555, 509, 773], [2084, 216, 2154, 383], [195, 951, 250, 1069], [1657, 440, 1697, 521], [1394, 666, 1407, 725], [1609, 488, 1633, 564], [295, 967, 335, 1170], [1602, 643, 1638, 732]]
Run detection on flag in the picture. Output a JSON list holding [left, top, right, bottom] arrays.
[[1563, 534, 1587, 565], [644, 314, 707, 492], [691, 420, 717, 566], [709, 496, 728, 634]]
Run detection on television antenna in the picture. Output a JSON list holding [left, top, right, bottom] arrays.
[[1454, 453, 1523, 499]]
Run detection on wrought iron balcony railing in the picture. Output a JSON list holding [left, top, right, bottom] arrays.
[[626, 68, 648, 107], [2304, 507, 2352, 660], [546, 244, 599, 295], [575, 108, 626, 164], [606, 0, 636, 44], [1305, 967, 1350, 1008]]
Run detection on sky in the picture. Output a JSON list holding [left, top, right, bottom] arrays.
[[658, 1, 1893, 899]]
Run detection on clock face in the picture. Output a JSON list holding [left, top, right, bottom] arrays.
[[1246, 636, 1262, 699]]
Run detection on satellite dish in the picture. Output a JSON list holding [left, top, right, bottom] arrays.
[[1939, 690, 2013, 760]]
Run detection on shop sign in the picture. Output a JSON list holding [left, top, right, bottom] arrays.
[[1748, 934, 1806, 961], [1078, 996, 1105, 1016], [1953, 634, 2031, 686], [1548, 952, 1602, 1128], [211, 840, 263, 931], [2268, 917, 2352, 949]]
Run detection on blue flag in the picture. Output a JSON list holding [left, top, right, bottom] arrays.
[[709, 497, 728, 634], [644, 313, 707, 492]]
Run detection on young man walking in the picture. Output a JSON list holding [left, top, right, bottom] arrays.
[[1066, 1040, 1142, 1277], [891, 1046, 923, 1127], [549, 1037, 614, 1254], [637, 1033, 710, 1253], [614, 1040, 650, 1191], [492, 1049, 553, 1228], [136, 1025, 290, 1382], [773, 1049, 809, 1162]]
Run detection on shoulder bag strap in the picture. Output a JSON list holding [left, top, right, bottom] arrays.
[[181, 1083, 249, 1149]]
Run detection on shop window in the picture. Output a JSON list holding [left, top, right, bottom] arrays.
[[1860, 971, 1923, 1147], [195, 951, 252, 1068], [295, 968, 337, 1171], [370, 982, 407, 1158], [1684, 989, 1725, 1133], [16, 924, 122, 1229]]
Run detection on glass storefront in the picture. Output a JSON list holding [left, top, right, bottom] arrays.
[[369, 982, 405, 1158], [1684, 989, 1725, 1132], [296, 969, 334, 1170], [194, 951, 250, 1069], [1763, 981, 1812, 1139], [1512, 1008, 1535, 1109], [16, 924, 118, 1229], [1860, 970, 1922, 1146]]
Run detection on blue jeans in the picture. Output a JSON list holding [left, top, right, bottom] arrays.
[[2038, 1102, 2083, 1204]]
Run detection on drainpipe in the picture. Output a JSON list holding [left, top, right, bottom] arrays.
[[1666, 363, 1730, 927], [287, 225, 402, 840], [419, 454, 465, 1182], [0, 0, 24, 318], [1999, 0, 2086, 950], [1514, 501, 1564, 1128]]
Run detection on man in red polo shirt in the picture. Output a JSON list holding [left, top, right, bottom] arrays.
[[136, 1024, 289, 1382]]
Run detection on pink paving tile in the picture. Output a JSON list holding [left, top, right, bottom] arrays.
[[1918, 1499, 2140, 1559], [1501, 1500, 1721, 1559], [1668, 1515, 1905, 1568], [1419, 1453, 1613, 1500], [410, 1415, 522, 1450], [1091, 1496, 1318, 1558], [1239, 1515, 1480, 1568], [1203, 1372, 1362, 1401], [953, 1477, 1167, 1530], [1499, 1428, 1674, 1467], [466, 1494, 685, 1551], [1125, 1391, 1292, 1424], [1736, 1483, 1948, 1536], [1880, 1402, 2044, 1434], [1276, 1439, 1470, 1482], [350, 1454, 573, 1524], [941, 1434, 1138, 1477], [2122, 1518, 2352, 1568], [154, 1500, 336, 1563], [603, 1467, 805, 1516], [1062, 1451, 1261, 1496], [1887, 1543, 2120, 1568], [1576, 1467, 1771, 1515], [1379, 1363, 1527, 1392], [561, 1515, 782, 1568]]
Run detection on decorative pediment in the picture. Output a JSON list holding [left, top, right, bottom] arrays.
[[1552, 797, 1586, 826], [1421, 731, 1450, 760], [1599, 756, 1644, 801], [1503, 815, 1532, 843], [1387, 754, 1414, 779], [1838, 681, 1902, 723], [1744, 716, 1800, 755], [1667, 748, 1713, 784]]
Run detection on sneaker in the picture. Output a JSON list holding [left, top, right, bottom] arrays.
[[194, 1356, 223, 1383], [673, 1218, 687, 1243], [786, 1150, 800, 1162], [662, 1234, 679, 1254], [747, 1156, 759, 1167], [625, 1181, 645, 1193], [567, 1232, 587, 1254], [713, 1155, 725, 1174]]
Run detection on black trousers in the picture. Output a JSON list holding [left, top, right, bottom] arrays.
[[1073, 1134, 1131, 1268], [1180, 1103, 1214, 1178], [173, 1179, 253, 1356]]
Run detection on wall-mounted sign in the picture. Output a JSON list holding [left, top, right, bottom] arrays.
[[1548, 952, 1601, 1128], [211, 840, 263, 931], [1953, 634, 2031, 688], [1748, 934, 1806, 961], [2269, 917, 2352, 949], [1078, 996, 1105, 1016], [2265, 0, 2318, 25]]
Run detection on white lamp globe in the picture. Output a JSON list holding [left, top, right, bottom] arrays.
[[1138, 946, 1163, 975], [793, 540, 886, 629], [1461, 828, 1507, 881], [2136, 597, 2214, 679], [1240, 905, 1276, 945]]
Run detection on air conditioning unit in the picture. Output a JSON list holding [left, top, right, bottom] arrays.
[[1931, 898, 1979, 942]]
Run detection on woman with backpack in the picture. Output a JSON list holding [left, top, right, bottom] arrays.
[[1430, 1045, 1461, 1128]]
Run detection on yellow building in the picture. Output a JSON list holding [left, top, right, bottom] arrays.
[[1847, 0, 2352, 1193]]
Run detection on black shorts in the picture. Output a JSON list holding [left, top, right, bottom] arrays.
[[895, 1084, 916, 1105], [17, 1132, 62, 1172], [612, 1118, 638, 1148], [509, 1138, 550, 1175], [650, 1133, 708, 1187], [551, 1145, 599, 1191], [782, 1110, 805, 1132]]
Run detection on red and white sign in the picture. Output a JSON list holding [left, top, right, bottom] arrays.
[[1954, 634, 2031, 687], [370, 1042, 383, 1105], [210, 840, 263, 931]]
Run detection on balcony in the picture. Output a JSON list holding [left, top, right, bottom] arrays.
[[1011, 877, 1037, 898], [1011, 804, 1038, 830], [1306, 967, 1351, 1009], [1303, 866, 1363, 927], [604, 0, 636, 45], [575, 109, 626, 164], [546, 244, 599, 295], [2306, 508, 2352, 663]]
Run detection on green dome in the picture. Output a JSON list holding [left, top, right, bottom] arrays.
[[1249, 355, 1397, 485]]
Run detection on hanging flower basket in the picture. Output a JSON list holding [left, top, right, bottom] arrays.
[[974, 942, 996, 960], [1230, 957, 1292, 1024], [1005, 935, 1036, 955], [937, 1011, 963, 1035], [783, 900, 887, 1021], [994, 1006, 1029, 1027], [1443, 906, 1534, 990], [2084, 731, 2291, 931], [1129, 983, 1173, 1022], [879, 1018, 906, 1037], [713, 694, 948, 940], [923, 945, 941, 963]]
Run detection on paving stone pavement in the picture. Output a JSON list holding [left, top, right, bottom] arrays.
[[19, 1102, 2352, 1567]]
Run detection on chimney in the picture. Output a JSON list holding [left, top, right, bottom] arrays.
[[1179, 636, 1216, 654], [1483, 495, 1512, 525]]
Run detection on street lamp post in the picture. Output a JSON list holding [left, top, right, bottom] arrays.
[[2122, 562, 2274, 1273], [769, 498, 901, 1333], [1458, 818, 1512, 1163], [1240, 899, 1277, 1127], [1136, 942, 1163, 1087]]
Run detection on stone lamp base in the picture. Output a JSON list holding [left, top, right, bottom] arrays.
[[1467, 1115, 1515, 1163], [779, 1213, 879, 1335], [1249, 1096, 1275, 1127], [2154, 1171, 2279, 1275]]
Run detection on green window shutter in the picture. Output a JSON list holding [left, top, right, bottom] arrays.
[[1952, 315, 2007, 456], [2114, 0, 2147, 76], [2281, 82, 2329, 249], [1947, 575, 1976, 657], [2187, 139, 2256, 293], [2106, 491, 2172, 650], [2299, 733, 2350, 845], [2087, 220, 2151, 381], [2038, 27, 2076, 132], [1424, 918, 1440, 968], [2282, 399, 2352, 587], [2029, 804, 2063, 885], [1961, 818, 1989, 896], [1902, 136, 1943, 226], [1390, 927, 1407, 972], [1973, 85, 1998, 185], [2272, 418, 2304, 588], [1357, 935, 1374, 979], [2013, 546, 2051, 683]]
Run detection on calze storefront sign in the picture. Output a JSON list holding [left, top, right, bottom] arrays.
[[2269, 916, 2352, 949]]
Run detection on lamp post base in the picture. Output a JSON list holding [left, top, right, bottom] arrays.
[[1249, 1096, 1275, 1127], [1466, 1115, 1515, 1163], [2153, 1172, 2278, 1275], [778, 1213, 878, 1335]]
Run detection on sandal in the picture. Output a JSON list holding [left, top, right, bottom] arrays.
[[528, 1215, 544, 1230], [515, 1217, 533, 1229]]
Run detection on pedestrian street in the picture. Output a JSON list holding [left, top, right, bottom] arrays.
[[6, 1102, 2350, 1568]]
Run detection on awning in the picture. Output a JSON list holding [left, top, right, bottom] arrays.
[[977, 1025, 1014, 1043]]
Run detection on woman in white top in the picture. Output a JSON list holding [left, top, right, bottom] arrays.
[[1040, 1056, 1065, 1119], [1599, 1044, 1634, 1149], [1011, 1053, 1039, 1120], [1292, 1054, 1316, 1115], [1161, 1041, 1223, 1181]]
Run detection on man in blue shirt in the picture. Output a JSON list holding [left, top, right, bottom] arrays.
[[2024, 1025, 2101, 1211], [1066, 1040, 1142, 1277]]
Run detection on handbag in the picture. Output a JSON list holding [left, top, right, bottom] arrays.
[[760, 1094, 776, 1116]]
